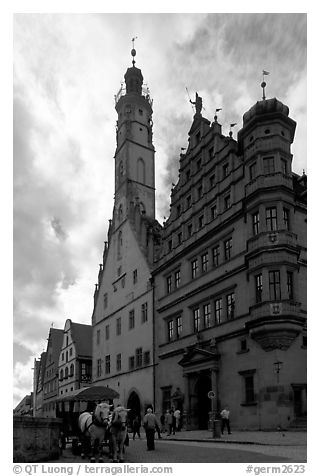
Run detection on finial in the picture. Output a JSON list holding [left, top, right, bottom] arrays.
[[214, 108, 222, 122], [261, 70, 270, 100], [229, 123, 237, 137], [131, 36, 138, 66]]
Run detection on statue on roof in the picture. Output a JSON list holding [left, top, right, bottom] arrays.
[[190, 92, 202, 115]]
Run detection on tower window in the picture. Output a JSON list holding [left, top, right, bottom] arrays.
[[255, 274, 263, 303], [281, 159, 288, 175], [249, 162, 257, 180], [287, 271, 294, 300], [269, 270, 281, 301], [252, 211, 260, 235], [266, 207, 278, 231], [283, 208, 290, 230], [263, 156, 275, 174]]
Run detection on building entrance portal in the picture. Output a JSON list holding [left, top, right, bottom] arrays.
[[194, 373, 211, 430], [127, 391, 141, 427]]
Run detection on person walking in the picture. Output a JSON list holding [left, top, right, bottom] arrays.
[[220, 406, 232, 435], [164, 409, 173, 436], [174, 408, 181, 431], [132, 415, 141, 440], [171, 409, 176, 435], [143, 407, 159, 450]]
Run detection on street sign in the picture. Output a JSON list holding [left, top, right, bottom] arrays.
[[208, 390, 215, 399]]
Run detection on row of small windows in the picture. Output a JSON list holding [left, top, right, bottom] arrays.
[[254, 269, 294, 303], [166, 291, 235, 342], [103, 270, 138, 305], [97, 302, 148, 344], [252, 206, 290, 235], [96, 348, 151, 377], [166, 237, 232, 293], [61, 347, 73, 362], [59, 364, 75, 381]]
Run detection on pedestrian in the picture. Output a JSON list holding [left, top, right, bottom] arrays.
[[132, 415, 141, 440], [220, 406, 232, 435], [160, 413, 165, 433], [143, 407, 159, 450], [174, 408, 181, 431], [164, 409, 173, 435], [171, 409, 176, 435]]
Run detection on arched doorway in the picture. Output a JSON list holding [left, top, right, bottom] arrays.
[[195, 373, 211, 429], [127, 391, 141, 427]]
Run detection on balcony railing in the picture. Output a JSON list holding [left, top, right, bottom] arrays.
[[114, 84, 153, 107]]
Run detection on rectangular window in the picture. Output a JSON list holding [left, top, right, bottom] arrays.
[[287, 271, 294, 300], [201, 252, 209, 272], [223, 163, 229, 177], [211, 205, 217, 220], [167, 275, 172, 293], [209, 147, 214, 159], [281, 158, 288, 175], [263, 156, 275, 174], [96, 329, 100, 345], [252, 211, 260, 235], [187, 223, 193, 237], [224, 238, 232, 261], [176, 316, 182, 338], [224, 194, 231, 210], [141, 302, 148, 323], [204, 303, 212, 328], [93, 358, 100, 378], [133, 269, 138, 284], [178, 232, 182, 245], [129, 309, 135, 329], [136, 348, 143, 367], [244, 375, 255, 403], [198, 185, 203, 199], [193, 308, 200, 332], [116, 353, 121, 372], [105, 325, 109, 340], [177, 204, 181, 217], [210, 174, 216, 188], [283, 208, 290, 230], [186, 170, 191, 181], [226, 293, 235, 320], [144, 351, 150, 365], [198, 215, 204, 229], [266, 207, 278, 231], [214, 298, 223, 324], [191, 259, 199, 279], [129, 356, 135, 370], [116, 317, 121, 336], [269, 270, 281, 301], [103, 293, 108, 309], [105, 355, 110, 374], [249, 162, 257, 180], [175, 270, 181, 288], [197, 158, 201, 170], [212, 245, 220, 267], [255, 274, 263, 303], [168, 320, 174, 341]]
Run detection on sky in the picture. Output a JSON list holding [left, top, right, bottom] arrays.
[[12, 12, 307, 408]]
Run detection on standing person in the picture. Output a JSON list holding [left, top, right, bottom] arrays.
[[160, 413, 165, 433], [164, 409, 173, 436], [143, 407, 159, 450], [174, 408, 181, 431], [171, 409, 176, 435], [220, 406, 232, 435], [132, 415, 141, 440]]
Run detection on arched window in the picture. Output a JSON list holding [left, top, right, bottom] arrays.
[[118, 204, 123, 222], [60, 369, 63, 381], [70, 363, 74, 377], [117, 231, 123, 258], [65, 367, 69, 379], [137, 158, 146, 184]]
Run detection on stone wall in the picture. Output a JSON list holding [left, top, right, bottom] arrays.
[[13, 416, 62, 462]]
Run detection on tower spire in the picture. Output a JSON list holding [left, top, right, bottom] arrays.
[[131, 36, 138, 66]]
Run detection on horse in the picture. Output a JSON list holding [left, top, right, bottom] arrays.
[[109, 406, 130, 462], [78, 402, 112, 462]]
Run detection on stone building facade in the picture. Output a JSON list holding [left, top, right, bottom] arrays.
[[152, 94, 307, 430], [42, 328, 64, 418]]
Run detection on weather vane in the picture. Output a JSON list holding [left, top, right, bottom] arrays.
[[229, 123, 237, 137], [261, 70, 270, 100], [131, 36, 138, 66], [214, 108, 222, 122]]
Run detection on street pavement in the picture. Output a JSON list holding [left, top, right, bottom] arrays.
[[54, 429, 306, 463]]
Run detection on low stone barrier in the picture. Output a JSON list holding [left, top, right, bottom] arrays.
[[13, 416, 62, 462]]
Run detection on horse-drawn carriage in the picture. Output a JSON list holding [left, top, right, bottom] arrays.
[[56, 386, 130, 462]]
